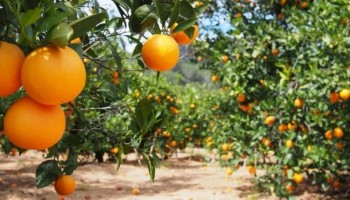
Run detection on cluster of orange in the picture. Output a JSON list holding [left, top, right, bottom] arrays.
[[141, 23, 199, 72], [1, 39, 85, 196]]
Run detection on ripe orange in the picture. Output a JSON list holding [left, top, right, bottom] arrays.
[[271, 48, 279, 56], [4, 96, 65, 150], [294, 98, 304, 108], [277, 13, 284, 20], [285, 183, 295, 193], [211, 75, 219, 83], [237, 93, 246, 103], [226, 168, 233, 176], [339, 89, 350, 100], [221, 143, 229, 151], [21, 46, 86, 105], [292, 173, 303, 184], [288, 121, 298, 131], [169, 140, 177, 148], [336, 142, 343, 150], [262, 138, 272, 147], [286, 140, 294, 148], [264, 116, 276, 126], [280, 0, 287, 6], [333, 179, 341, 189], [300, 1, 308, 9], [278, 124, 288, 132], [333, 127, 344, 138], [222, 55, 229, 63], [70, 37, 81, 44], [141, 34, 179, 72], [197, 56, 203, 62], [170, 23, 199, 45], [110, 147, 119, 154], [247, 166, 256, 175], [325, 130, 333, 140], [131, 187, 140, 195], [54, 175, 76, 196], [329, 92, 340, 103], [0, 41, 25, 97]]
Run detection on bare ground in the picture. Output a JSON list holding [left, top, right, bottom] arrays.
[[0, 148, 346, 200]]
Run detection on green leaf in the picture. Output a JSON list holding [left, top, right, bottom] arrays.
[[62, 134, 81, 147], [36, 160, 61, 188], [144, 154, 155, 181], [129, 5, 157, 33], [152, 0, 166, 27], [20, 8, 41, 27], [171, 18, 197, 33], [56, 2, 77, 19], [132, 43, 142, 57], [179, 0, 196, 20], [46, 22, 74, 47], [101, 37, 122, 70], [112, 0, 132, 10], [69, 12, 108, 40], [194, 4, 209, 16], [36, 12, 69, 33], [168, 0, 180, 28]]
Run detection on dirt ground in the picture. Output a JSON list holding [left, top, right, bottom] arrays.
[[0, 148, 345, 200]]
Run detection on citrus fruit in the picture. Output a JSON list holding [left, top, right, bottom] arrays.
[[54, 175, 76, 196], [21, 46, 86, 105], [4, 96, 65, 150], [170, 23, 199, 45], [141, 34, 179, 72], [0, 41, 25, 97]]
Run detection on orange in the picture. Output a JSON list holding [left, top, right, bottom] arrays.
[[237, 93, 246, 103], [278, 124, 288, 132], [333, 179, 340, 189], [336, 142, 343, 150], [277, 12, 284, 20], [264, 116, 276, 126], [286, 140, 294, 148], [271, 48, 279, 56], [247, 166, 256, 175], [294, 98, 304, 108], [292, 173, 303, 184], [169, 140, 177, 148], [226, 168, 233, 176], [221, 143, 229, 151], [70, 37, 81, 44], [170, 23, 199, 45], [325, 130, 333, 140], [288, 121, 298, 131], [110, 147, 119, 154], [280, 0, 287, 6], [141, 34, 179, 72], [197, 56, 203, 62], [4, 96, 65, 150], [300, 1, 308, 9], [333, 127, 344, 138], [285, 183, 295, 193], [0, 41, 25, 97], [54, 175, 76, 196], [131, 187, 140, 195], [222, 55, 229, 63], [211, 75, 219, 83], [339, 89, 350, 100], [329, 92, 340, 103], [262, 138, 272, 147], [21, 46, 86, 105]]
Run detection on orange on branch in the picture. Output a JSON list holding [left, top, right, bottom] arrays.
[[4, 96, 65, 150], [0, 41, 25, 97], [141, 34, 179, 72], [54, 175, 76, 196], [170, 23, 199, 45], [21, 46, 86, 105]]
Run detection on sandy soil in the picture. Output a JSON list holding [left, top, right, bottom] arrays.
[[0, 148, 344, 200]]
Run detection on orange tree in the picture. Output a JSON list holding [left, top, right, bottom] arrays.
[[0, 0, 206, 196], [192, 0, 350, 198]]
